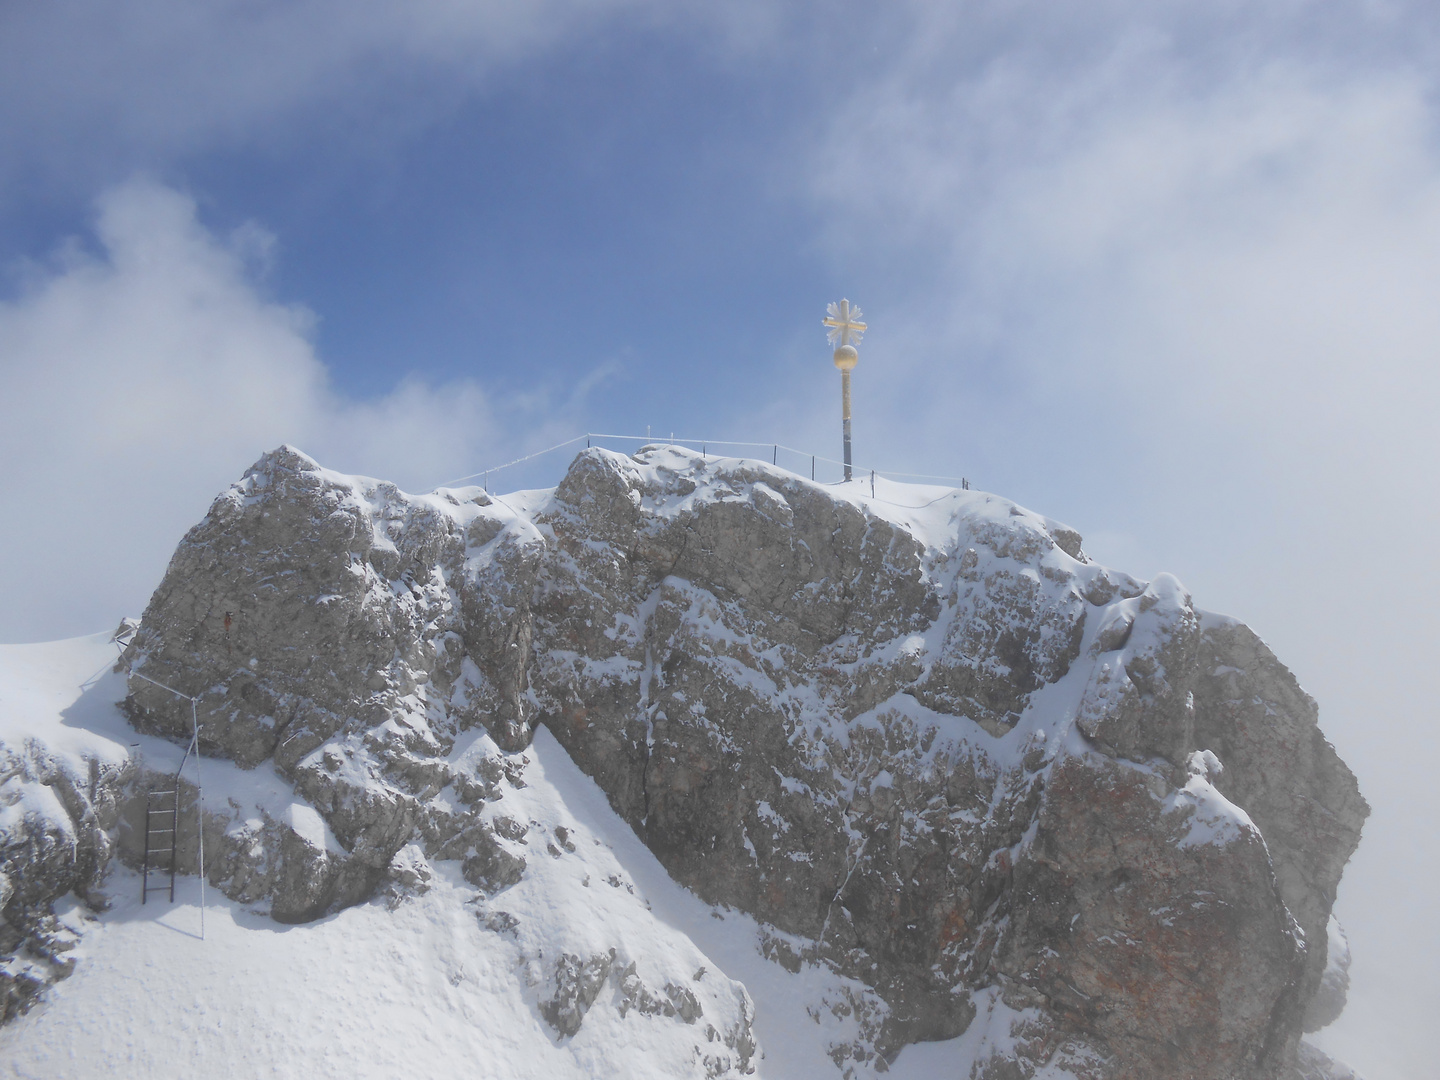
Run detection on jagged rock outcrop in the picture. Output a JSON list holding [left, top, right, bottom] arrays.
[[0, 700, 131, 1020], [113, 444, 1367, 1078]]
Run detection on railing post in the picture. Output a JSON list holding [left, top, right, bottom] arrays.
[[193, 696, 204, 941]]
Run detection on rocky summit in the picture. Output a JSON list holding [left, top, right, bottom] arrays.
[[4, 444, 1367, 1079]]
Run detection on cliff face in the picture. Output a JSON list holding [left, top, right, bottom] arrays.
[[114, 444, 1366, 1078]]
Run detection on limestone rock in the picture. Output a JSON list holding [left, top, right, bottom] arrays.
[[103, 444, 1367, 1077], [0, 735, 130, 1020]]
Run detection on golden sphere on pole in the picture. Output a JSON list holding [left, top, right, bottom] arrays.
[[833, 344, 859, 371]]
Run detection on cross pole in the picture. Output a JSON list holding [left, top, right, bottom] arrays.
[[824, 299, 867, 481]]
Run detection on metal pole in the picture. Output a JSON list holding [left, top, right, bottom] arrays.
[[773, 445, 777, 466], [812, 456, 815, 481], [193, 697, 204, 941], [871, 469, 875, 497], [842, 370, 853, 481]]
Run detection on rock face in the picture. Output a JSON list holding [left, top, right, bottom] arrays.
[[116, 444, 1367, 1078], [0, 671, 131, 1021]]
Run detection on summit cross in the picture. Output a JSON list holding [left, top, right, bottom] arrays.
[[823, 299, 867, 348]]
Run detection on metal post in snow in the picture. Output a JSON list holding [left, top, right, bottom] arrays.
[[871, 470, 875, 498], [773, 445, 777, 466], [812, 456, 815, 481], [192, 696, 204, 941]]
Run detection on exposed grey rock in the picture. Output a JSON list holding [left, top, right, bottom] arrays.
[[0, 738, 130, 1020], [541, 949, 615, 1036], [381, 842, 433, 908], [102, 444, 1367, 1077], [1191, 618, 1368, 1058], [613, 959, 706, 1025]]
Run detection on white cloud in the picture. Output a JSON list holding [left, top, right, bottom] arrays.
[[806, 17, 1440, 1076], [0, 0, 779, 189], [0, 179, 574, 642]]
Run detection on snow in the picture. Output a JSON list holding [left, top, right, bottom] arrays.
[[5, 726, 756, 1080], [0, 633, 1021, 1080], [1163, 772, 1256, 850], [1323, 913, 1350, 985], [0, 633, 132, 771], [885, 986, 1100, 1080]]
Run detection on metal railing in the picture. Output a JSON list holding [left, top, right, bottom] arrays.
[[438, 432, 972, 494]]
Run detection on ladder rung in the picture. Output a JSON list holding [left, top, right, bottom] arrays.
[[147, 828, 175, 834], [148, 790, 177, 796]]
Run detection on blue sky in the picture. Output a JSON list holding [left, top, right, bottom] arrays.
[[2, 2, 1439, 1076], [0, 3, 892, 440]]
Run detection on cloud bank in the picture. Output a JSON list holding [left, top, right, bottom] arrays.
[[801, 17, 1440, 1077], [0, 0, 778, 194]]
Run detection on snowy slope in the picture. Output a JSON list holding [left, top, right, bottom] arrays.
[[0, 632, 987, 1080]]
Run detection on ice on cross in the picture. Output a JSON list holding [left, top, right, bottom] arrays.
[[824, 299, 867, 348]]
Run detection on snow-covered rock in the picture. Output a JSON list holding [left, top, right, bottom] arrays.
[[0, 631, 133, 1021], [2, 444, 1368, 1079]]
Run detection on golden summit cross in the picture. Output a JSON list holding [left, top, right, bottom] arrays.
[[823, 299, 867, 348]]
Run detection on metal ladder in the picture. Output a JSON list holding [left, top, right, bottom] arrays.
[[141, 787, 179, 903]]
